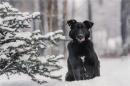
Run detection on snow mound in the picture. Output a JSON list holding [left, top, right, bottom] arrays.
[[0, 57, 130, 86]]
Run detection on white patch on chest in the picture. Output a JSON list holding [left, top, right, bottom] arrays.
[[80, 56, 85, 63]]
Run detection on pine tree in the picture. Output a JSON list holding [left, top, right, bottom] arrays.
[[0, 2, 65, 84]]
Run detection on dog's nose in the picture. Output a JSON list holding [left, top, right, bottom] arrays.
[[77, 34, 84, 39]]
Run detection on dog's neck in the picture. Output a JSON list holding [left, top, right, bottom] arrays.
[[73, 38, 90, 44]]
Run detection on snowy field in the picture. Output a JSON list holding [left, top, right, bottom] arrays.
[[0, 55, 130, 86]]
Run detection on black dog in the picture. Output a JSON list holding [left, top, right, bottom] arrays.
[[65, 19, 100, 81]]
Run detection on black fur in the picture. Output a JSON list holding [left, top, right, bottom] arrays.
[[65, 19, 100, 81]]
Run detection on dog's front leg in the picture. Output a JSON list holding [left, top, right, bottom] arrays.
[[67, 43, 82, 81], [73, 67, 81, 80], [68, 57, 81, 80]]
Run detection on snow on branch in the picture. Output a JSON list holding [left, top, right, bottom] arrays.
[[0, 2, 65, 84]]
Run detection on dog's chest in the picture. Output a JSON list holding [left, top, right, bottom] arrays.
[[80, 56, 85, 63], [76, 46, 88, 56]]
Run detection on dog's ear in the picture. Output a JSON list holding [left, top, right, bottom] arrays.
[[67, 19, 77, 27], [83, 20, 94, 29]]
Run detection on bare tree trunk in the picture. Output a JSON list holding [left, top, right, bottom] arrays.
[[121, 0, 127, 45], [87, 0, 93, 40], [47, 0, 53, 32], [32, 0, 36, 31], [47, 0, 59, 55], [52, 0, 58, 31], [39, 0, 45, 34], [121, 0, 130, 55], [38, 0, 46, 56], [71, 0, 75, 18], [62, 0, 67, 35], [62, 0, 68, 58], [47, 0, 58, 32], [51, 0, 59, 55]]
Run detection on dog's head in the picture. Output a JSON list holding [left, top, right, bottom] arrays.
[[67, 19, 94, 43]]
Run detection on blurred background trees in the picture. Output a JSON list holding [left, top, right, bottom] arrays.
[[0, 0, 130, 57]]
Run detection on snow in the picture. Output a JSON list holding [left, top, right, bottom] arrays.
[[32, 12, 40, 18], [3, 2, 11, 8], [107, 37, 122, 53], [39, 54, 64, 64], [55, 54, 64, 59], [15, 32, 32, 39], [10, 8, 18, 12], [0, 56, 130, 86], [0, 4, 4, 9], [3, 16, 16, 21], [14, 30, 65, 41], [0, 26, 15, 32], [0, 18, 3, 25], [0, 54, 8, 59], [22, 12, 30, 16], [0, 2, 66, 85], [43, 30, 66, 40], [0, 2, 11, 10], [19, 54, 30, 61], [1, 40, 26, 50], [0, 1, 129, 86]]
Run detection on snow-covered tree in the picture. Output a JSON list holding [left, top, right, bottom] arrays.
[[0, 2, 65, 84]]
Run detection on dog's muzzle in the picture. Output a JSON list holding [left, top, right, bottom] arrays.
[[76, 34, 85, 43]]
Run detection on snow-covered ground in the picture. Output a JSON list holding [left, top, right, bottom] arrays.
[[0, 55, 130, 86]]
